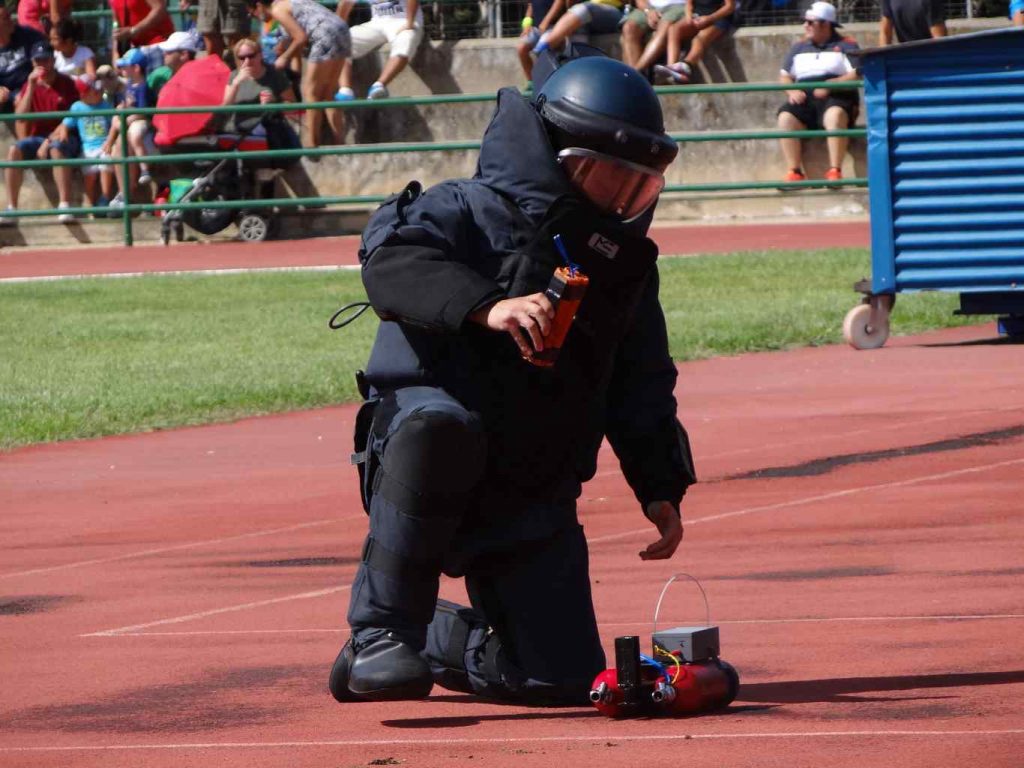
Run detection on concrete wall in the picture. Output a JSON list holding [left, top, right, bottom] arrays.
[[1, 18, 1005, 246]]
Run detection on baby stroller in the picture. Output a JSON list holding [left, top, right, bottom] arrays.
[[152, 56, 290, 245]]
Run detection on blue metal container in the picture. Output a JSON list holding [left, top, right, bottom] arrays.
[[845, 29, 1024, 348]]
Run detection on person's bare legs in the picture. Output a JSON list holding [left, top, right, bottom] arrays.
[[681, 26, 723, 72], [621, 20, 645, 68], [635, 19, 674, 72], [49, 147, 73, 205], [537, 13, 583, 51], [305, 58, 346, 146], [337, 58, 354, 92], [667, 18, 698, 65], [83, 172, 98, 207], [823, 105, 849, 169], [376, 54, 409, 87], [777, 110, 805, 172], [100, 168, 115, 201], [5, 146, 24, 208]]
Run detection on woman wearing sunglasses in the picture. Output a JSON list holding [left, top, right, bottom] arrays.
[[221, 38, 300, 154]]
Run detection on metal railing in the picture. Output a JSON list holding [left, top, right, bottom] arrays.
[[0, 80, 867, 246]]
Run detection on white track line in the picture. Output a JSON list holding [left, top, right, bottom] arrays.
[[80, 455, 1024, 638], [99, 612, 1024, 637], [588, 455, 1024, 545], [82, 585, 352, 637], [0, 264, 360, 284], [2, 730, 1022, 753], [1, 518, 348, 580]]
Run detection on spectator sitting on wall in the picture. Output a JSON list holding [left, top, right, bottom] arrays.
[[180, 0, 252, 61], [620, 0, 688, 72], [50, 18, 95, 81], [0, 41, 80, 226], [1, 4, 46, 114], [247, 0, 351, 148], [515, 0, 565, 86], [530, 1, 624, 59], [776, 1, 859, 185], [334, 0, 421, 101], [653, 0, 738, 84], [110, 0, 175, 56], [879, 0, 946, 44], [147, 30, 199, 100], [16, 0, 71, 35], [61, 75, 116, 216]]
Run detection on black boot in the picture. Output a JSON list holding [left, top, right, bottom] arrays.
[[329, 634, 434, 702]]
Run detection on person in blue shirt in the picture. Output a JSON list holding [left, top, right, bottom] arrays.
[[108, 46, 154, 204], [61, 76, 116, 213]]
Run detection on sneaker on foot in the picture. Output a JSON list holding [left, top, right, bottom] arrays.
[[654, 61, 692, 84], [138, 169, 152, 185], [824, 167, 843, 183], [57, 201, 75, 223], [779, 169, 806, 191], [108, 194, 125, 218], [367, 83, 389, 100], [0, 205, 16, 227], [334, 87, 355, 102]]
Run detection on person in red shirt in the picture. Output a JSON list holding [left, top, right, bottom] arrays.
[[1, 41, 81, 225], [110, 0, 174, 54], [16, 0, 72, 35]]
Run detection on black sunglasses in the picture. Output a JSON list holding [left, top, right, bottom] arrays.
[[238, 52, 260, 61]]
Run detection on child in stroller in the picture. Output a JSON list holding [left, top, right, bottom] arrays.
[[151, 52, 300, 244]]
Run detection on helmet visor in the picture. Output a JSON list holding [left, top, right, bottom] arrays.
[[557, 147, 666, 222]]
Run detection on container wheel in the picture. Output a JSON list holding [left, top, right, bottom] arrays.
[[843, 303, 890, 350], [237, 212, 271, 242]]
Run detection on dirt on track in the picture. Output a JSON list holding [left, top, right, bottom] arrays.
[[2, 322, 1022, 767]]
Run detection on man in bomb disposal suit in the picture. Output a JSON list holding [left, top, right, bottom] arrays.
[[329, 51, 697, 705]]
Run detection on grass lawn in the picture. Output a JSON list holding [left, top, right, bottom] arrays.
[[0, 248, 986, 450]]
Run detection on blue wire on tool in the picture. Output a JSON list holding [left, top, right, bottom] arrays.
[[640, 653, 670, 684], [553, 234, 580, 277]]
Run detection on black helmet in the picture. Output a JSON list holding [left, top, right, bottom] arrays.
[[534, 55, 677, 221], [535, 55, 678, 173]]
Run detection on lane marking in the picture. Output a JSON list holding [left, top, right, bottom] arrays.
[[79, 456, 1024, 638], [96, 612, 1024, 637], [81, 585, 352, 637], [588, 455, 1024, 545], [1, 518, 349, 580], [2, 729, 1022, 752], [0, 265, 360, 284]]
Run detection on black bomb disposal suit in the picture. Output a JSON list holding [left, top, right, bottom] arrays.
[[339, 86, 696, 705]]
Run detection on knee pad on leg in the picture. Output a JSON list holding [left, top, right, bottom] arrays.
[[377, 409, 486, 516]]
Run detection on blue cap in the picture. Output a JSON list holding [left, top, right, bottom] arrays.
[[115, 48, 148, 69], [30, 41, 54, 60]]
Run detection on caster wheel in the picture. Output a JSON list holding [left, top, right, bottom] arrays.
[[237, 212, 271, 242], [843, 303, 890, 350]]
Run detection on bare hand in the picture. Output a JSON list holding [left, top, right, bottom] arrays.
[[28, 66, 45, 83], [470, 292, 555, 360], [274, 57, 288, 70], [178, 0, 191, 10], [36, 140, 50, 159], [0, 86, 10, 103], [259, 89, 273, 104], [639, 501, 683, 560], [235, 67, 253, 82], [113, 26, 133, 42], [786, 89, 807, 105]]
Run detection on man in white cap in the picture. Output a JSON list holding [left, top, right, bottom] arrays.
[[775, 1, 860, 186], [147, 30, 199, 100]]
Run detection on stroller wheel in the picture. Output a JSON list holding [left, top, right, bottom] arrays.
[[160, 228, 170, 246], [237, 212, 272, 242]]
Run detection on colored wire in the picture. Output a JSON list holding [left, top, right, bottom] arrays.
[[639, 654, 670, 684]]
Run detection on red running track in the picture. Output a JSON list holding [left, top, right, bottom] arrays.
[[2, 323, 1022, 767], [0, 221, 871, 279]]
